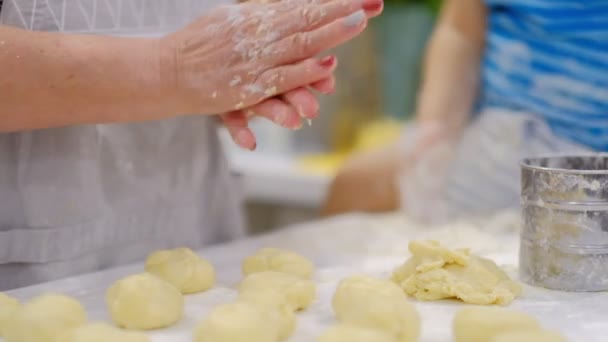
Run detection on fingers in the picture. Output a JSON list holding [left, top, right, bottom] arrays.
[[221, 112, 257, 150], [311, 76, 335, 94], [223, 84, 324, 149], [269, 10, 367, 65], [275, 0, 382, 36], [246, 86, 320, 126], [246, 98, 302, 129], [281, 87, 319, 119], [256, 55, 337, 97]]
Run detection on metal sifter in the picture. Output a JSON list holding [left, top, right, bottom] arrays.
[[520, 155, 608, 291]]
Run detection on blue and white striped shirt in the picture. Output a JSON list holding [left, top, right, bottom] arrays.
[[479, 0, 608, 150]]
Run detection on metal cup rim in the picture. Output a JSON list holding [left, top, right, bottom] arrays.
[[521, 153, 608, 175]]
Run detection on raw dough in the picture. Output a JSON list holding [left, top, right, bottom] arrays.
[[145, 247, 216, 294], [332, 276, 420, 342], [3, 293, 87, 342], [318, 324, 398, 342], [239, 271, 316, 311], [243, 248, 314, 279], [106, 273, 183, 330], [57, 322, 149, 342], [453, 307, 541, 342], [392, 240, 521, 305], [193, 301, 280, 342], [492, 330, 567, 342], [0, 293, 20, 337], [237, 290, 296, 340]]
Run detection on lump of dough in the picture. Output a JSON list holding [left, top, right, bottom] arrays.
[[194, 301, 280, 342], [0, 293, 20, 337], [57, 322, 149, 342], [239, 271, 316, 311], [318, 324, 398, 342], [492, 330, 567, 342], [332, 276, 420, 342], [392, 240, 521, 305], [106, 273, 183, 330], [237, 290, 296, 340], [453, 307, 541, 342], [243, 248, 314, 279], [3, 293, 86, 342], [145, 247, 216, 294]]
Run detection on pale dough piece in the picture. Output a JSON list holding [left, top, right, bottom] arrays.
[[453, 307, 541, 342], [492, 330, 567, 342], [0, 293, 20, 337], [57, 322, 149, 342], [145, 247, 216, 294], [3, 293, 87, 342], [239, 271, 316, 311], [193, 301, 280, 342], [237, 290, 296, 340], [243, 248, 314, 279], [318, 324, 398, 342], [332, 276, 420, 342], [392, 240, 521, 305], [106, 273, 183, 330]]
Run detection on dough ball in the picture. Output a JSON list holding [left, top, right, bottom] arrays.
[[332, 276, 419, 342], [194, 301, 280, 342], [243, 248, 314, 279], [453, 307, 541, 342], [492, 330, 567, 342], [237, 291, 296, 340], [392, 240, 521, 305], [145, 247, 216, 294], [239, 271, 316, 311], [0, 293, 20, 337], [318, 324, 398, 342], [57, 322, 149, 342], [3, 293, 86, 342], [106, 273, 183, 330]]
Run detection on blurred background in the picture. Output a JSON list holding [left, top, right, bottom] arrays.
[[219, 0, 442, 233]]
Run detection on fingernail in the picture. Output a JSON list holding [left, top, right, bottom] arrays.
[[344, 10, 366, 27], [363, 0, 383, 12], [297, 106, 306, 118], [320, 87, 335, 95], [319, 55, 336, 68], [275, 111, 291, 128], [292, 120, 304, 130], [251, 141, 257, 151]]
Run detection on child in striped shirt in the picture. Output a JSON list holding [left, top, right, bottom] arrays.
[[324, 0, 608, 222]]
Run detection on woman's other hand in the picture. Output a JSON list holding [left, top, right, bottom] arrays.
[[220, 74, 336, 150]]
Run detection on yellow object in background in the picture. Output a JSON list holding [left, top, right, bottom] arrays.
[[352, 119, 403, 152], [298, 153, 349, 176], [298, 119, 404, 176]]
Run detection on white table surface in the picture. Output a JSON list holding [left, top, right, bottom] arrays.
[[4, 211, 607, 342]]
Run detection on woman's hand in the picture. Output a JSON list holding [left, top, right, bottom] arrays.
[[159, 0, 383, 117], [220, 75, 336, 150]]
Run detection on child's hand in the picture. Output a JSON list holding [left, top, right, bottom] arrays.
[[397, 121, 457, 224]]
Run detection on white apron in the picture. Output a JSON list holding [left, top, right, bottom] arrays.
[[0, 0, 245, 290]]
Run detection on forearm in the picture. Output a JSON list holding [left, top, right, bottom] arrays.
[[0, 25, 171, 131], [415, 0, 486, 132]]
